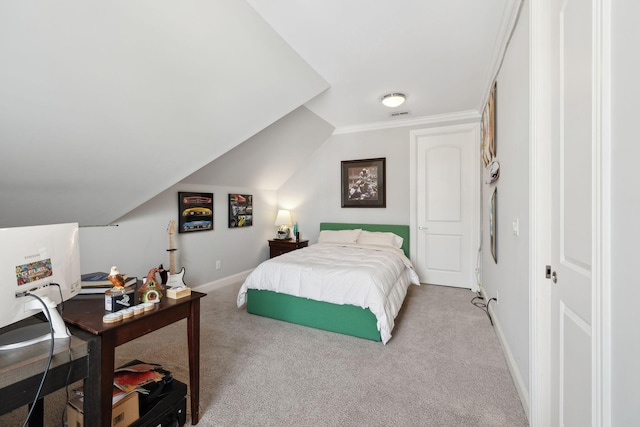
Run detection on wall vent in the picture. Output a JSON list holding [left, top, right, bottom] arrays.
[[391, 111, 410, 117]]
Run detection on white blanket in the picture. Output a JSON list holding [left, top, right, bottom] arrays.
[[237, 242, 420, 344]]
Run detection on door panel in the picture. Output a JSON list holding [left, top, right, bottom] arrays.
[[412, 123, 479, 289], [550, 0, 593, 423]]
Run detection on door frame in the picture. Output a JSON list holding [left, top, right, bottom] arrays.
[[529, 0, 611, 425]]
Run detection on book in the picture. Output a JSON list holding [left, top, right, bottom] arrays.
[[81, 271, 130, 288], [78, 277, 137, 294]]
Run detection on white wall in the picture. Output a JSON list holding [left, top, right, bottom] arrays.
[[480, 4, 530, 408], [79, 183, 276, 288], [611, 0, 640, 423]]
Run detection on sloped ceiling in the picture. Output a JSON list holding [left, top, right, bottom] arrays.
[[0, 1, 328, 227], [182, 106, 334, 189]]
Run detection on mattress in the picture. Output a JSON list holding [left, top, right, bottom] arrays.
[[237, 242, 420, 344]]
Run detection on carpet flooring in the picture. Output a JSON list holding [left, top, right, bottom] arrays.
[[0, 282, 528, 426]]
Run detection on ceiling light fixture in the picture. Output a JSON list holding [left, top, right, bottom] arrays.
[[381, 93, 406, 108]]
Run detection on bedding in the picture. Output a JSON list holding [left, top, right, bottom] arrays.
[[237, 238, 420, 344]]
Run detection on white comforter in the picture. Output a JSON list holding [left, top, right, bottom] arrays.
[[237, 242, 420, 344]]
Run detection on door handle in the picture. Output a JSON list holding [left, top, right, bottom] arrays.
[[418, 226, 428, 230], [551, 271, 557, 283]]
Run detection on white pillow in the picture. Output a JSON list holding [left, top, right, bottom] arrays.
[[318, 229, 362, 244], [356, 230, 404, 249]]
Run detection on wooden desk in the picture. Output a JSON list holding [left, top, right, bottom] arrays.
[[0, 322, 95, 426], [63, 291, 206, 426]]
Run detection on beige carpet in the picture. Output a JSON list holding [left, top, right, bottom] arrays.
[[1, 283, 528, 426]]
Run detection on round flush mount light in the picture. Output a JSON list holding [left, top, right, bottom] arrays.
[[381, 93, 406, 108]]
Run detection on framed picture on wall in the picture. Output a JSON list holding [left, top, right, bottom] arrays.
[[490, 188, 497, 263], [178, 192, 213, 233], [481, 82, 497, 167], [228, 194, 253, 228], [341, 157, 386, 208]]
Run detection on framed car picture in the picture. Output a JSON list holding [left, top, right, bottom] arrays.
[[228, 194, 253, 228], [178, 192, 213, 233], [341, 157, 386, 208]]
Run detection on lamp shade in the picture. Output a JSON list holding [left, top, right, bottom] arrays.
[[274, 209, 292, 226]]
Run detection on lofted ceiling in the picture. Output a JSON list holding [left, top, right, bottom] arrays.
[[0, 0, 520, 228]]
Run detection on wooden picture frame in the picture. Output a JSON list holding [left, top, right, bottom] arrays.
[[228, 194, 253, 228], [178, 192, 213, 233], [341, 157, 386, 208]]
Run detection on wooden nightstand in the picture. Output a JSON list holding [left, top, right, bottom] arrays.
[[268, 239, 309, 258]]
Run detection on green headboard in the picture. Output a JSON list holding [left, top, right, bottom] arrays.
[[319, 222, 410, 258]]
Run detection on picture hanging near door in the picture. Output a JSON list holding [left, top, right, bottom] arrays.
[[482, 82, 500, 184], [341, 157, 386, 208], [490, 188, 497, 263]]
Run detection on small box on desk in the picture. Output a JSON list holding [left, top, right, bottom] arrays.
[[67, 390, 139, 427], [166, 287, 191, 299]]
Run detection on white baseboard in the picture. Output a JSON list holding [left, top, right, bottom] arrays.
[[480, 288, 531, 421], [192, 269, 252, 293]]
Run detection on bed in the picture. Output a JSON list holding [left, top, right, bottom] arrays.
[[237, 223, 420, 344]]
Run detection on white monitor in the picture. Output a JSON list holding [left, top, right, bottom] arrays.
[[0, 223, 81, 350]]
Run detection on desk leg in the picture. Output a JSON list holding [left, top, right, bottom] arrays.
[[188, 298, 201, 425], [83, 333, 102, 424], [99, 333, 116, 427], [27, 398, 43, 427]]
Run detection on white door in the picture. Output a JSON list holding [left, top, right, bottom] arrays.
[[548, 0, 594, 424], [410, 123, 479, 290]]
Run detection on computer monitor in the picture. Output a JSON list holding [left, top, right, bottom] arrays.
[[0, 223, 81, 350]]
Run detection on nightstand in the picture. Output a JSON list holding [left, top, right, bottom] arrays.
[[268, 239, 309, 258]]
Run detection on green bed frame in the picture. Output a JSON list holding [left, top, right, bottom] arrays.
[[246, 223, 410, 342]]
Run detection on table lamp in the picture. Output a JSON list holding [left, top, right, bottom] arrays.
[[274, 209, 292, 239]]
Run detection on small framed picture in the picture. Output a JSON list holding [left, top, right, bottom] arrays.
[[341, 157, 386, 208], [229, 194, 253, 228], [178, 192, 213, 233]]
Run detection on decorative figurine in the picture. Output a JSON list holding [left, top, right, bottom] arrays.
[[107, 266, 126, 289], [138, 268, 165, 303]]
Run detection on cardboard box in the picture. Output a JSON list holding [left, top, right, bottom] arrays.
[[67, 390, 139, 427]]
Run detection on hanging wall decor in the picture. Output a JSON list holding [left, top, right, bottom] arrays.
[[178, 192, 213, 233], [490, 188, 498, 263], [341, 157, 386, 208], [482, 82, 500, 184], [228, 194, 253, 228], [481, 82, 497, 167]]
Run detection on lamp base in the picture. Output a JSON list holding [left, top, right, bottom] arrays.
[[276, 228, 290, 240]]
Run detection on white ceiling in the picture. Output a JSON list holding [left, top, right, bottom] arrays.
[[247, 0, 520, 131], [0, 1, 520, 228]]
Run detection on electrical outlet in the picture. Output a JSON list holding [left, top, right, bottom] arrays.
[[216, 260, 221, 270]]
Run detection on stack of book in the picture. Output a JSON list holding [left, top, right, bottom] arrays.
[[80, 272, 137, 295]]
